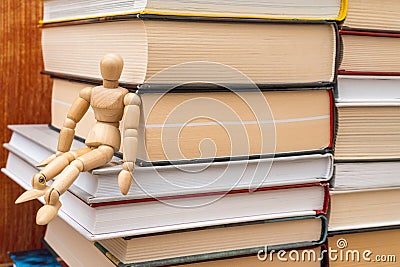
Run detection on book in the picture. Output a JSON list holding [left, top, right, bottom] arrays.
[[334, 161, 400, 190], [337, 75, 400, 103], [96, 243, 326, 267], [171, 245, 326, 267], [328, 227, 400, 267], [50, 78, 334, 163], [44, 217, 115, 267], [42, 20, 338, 87], [339, 30, 400, 75], [8, 249, 62, 267], [96, 215, 327, 266], [334, 102, 400, 160], [329, 187, 400, 232], [342, 0, 400, 32], [41, 0, 347, 23], [6, 124, 333, 198], [3, 148, 329, 239], [45, 216, 326, 267]]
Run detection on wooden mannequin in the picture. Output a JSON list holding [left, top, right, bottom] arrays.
[[16, 54, 141, 225]]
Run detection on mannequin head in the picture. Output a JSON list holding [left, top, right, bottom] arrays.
[[100, 54, 124, 87]]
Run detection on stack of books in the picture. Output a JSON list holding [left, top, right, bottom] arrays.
[[2, 0, 348, 266], [329, 0, 400, 266]]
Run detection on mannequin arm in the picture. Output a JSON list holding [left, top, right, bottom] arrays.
[[118, 92, 141, 194], [58, 87, 92, 152]]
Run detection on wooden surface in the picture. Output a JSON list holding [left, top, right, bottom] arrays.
[[0, 1, 53, 263]]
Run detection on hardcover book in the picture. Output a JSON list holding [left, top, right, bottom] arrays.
[[329, 187, 400, 231], [337, 75, 400, 103], [42, 20, 338, 87], [328, 227, 400, 267], [5, 124, 334, 198], [334, 161, 400, 190], [49, 79, 334, 164], [342, 0, 400, 32], [45, 216, 326, 267], [3, 152, 329, 239], [334, 102, 400, 160], [339, 30, 400, 75], [95, 215, 327, 266], [41, 0, 347, 23]]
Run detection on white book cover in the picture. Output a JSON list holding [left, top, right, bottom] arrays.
[[7, 124, 333, 199], [337, 75, 400, 105]]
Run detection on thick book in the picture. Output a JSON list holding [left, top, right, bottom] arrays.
[[96, 243, 327, 267], [45, 217, 326, 267], [339, 30, 400, 76], [3, 148, 329, 239], [95, 215, 327, 266], [44, 217, 115, 267], [41, 0, 347, 23], [50, 78, 334, 163], [329, 187, 400, 232], [328, 227, 400, 267], [334, 102, 400, 160], [342, 0, 400, 32], [42, 20, 338, 87], [6, 124, 333, 198]]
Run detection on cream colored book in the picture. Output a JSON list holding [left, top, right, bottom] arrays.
[[329, 229, 400, 267], [175, 246, 324, 267], [343, 0, 400, 32], [97, 215, 326, 265], [44, 217, 115, 267], [329, 188, 400, 231], [42, 20, 338, 87], [339, 31, 400, 75], [51, 79, 333, 163], [334, 103, 400, 160], [41, 0, 347, 23]]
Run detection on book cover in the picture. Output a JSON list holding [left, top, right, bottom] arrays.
[[41, 0, 347, 24], [94, 215, 327, 267]]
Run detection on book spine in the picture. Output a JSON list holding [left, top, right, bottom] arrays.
[[93, 242, 123, 267], [338, 70, 400, 76], [316, 183, 330, 215], [339, 27, 400, 38]]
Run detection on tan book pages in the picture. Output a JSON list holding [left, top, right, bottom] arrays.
[[335, 106, 400, 160], [176, 247, 322, 267], [51, 80, 331, 162], [329, 230, 400, 267], [100, 217, 322, 263], [330, 188, 400, 231], [340, 34, 400, 73], [51, 79, 96, 138], [343, 0, 400, 31], [145, 21, 336, 84], [42, 21, 336, 85], [140, 90, 331, 161]]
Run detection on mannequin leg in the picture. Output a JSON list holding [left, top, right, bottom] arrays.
[[36, 145, 114, 225]]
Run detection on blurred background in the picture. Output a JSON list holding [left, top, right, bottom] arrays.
[[0, 1, 52, 264]]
